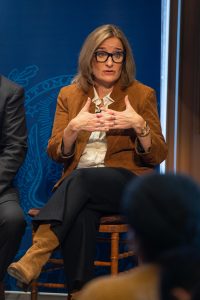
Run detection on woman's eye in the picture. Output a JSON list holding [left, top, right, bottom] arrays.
[[97, 52, 106, 57], [114, 52, 122, 59]]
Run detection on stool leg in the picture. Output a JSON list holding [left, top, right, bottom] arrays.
[[31, 280, 38, 300], [111, 232, 119, 275]]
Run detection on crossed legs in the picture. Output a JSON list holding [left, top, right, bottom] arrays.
[[8, 168, 134, 292]]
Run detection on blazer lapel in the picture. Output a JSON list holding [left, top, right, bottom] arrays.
[[109, 81, 127, 111], [87, 86, 96, 113], [77, 86, 94, 147]]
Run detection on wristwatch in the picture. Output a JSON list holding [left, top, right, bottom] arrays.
[[137, 121, 150, 137]]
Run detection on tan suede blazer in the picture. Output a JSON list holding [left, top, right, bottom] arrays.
[[47, 80, 167, 189]]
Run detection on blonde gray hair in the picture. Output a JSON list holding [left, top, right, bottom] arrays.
[[72, 24, 136, 92]]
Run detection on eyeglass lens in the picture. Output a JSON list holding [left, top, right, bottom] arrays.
[[95, 51, 125, 63]]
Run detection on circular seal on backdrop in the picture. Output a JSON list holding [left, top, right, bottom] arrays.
[[9, 66, 74, 212]]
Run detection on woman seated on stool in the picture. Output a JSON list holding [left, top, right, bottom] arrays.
[[7, 24, 167, 295]]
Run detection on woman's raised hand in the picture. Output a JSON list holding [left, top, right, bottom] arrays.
[[69, 98, 113, 132], [105, 95, 145, 131]]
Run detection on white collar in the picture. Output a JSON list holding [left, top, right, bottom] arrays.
[[92, 87, 114, 112]]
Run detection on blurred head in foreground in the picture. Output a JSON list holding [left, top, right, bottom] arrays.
[[123, 173, 200, 262]]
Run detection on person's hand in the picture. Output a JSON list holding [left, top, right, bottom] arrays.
[[68, 98, 114, 132], [105, 95, 145, 132]]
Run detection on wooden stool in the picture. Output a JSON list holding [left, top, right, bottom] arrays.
[[27, 208, 135, 300]]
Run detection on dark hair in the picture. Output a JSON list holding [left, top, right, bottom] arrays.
[[122, 173, 200, 261], [159, 247, 200, 300]]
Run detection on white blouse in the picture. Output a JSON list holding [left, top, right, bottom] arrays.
[[77, 88, 114, 169]]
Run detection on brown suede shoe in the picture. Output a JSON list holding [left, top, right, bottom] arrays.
[[7, 224, 59, 287], [7, 262, 30, 285], [8, 263, 32, 292]]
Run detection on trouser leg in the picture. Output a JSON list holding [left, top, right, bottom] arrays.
[[36, 169, 94, 241], [54, 167, 135, 291], [61, 209, 100, 292], [0, 201, 26, 280], [52, 167, 134, 240]]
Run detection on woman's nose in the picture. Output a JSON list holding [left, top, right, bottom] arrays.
[[106, 56, 113, 66]]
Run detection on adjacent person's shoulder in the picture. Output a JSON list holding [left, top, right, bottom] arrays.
[[0, 75, 23, 94]]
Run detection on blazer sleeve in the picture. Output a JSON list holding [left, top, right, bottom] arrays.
[[0, 86, 27, 195], [135, 89, 168, 165], [47, 87, 77, 163]]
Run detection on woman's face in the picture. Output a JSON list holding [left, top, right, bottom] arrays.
[[92, 37, 124, 88]]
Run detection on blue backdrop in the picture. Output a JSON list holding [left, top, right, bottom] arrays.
[[0, 0, 161, 292]]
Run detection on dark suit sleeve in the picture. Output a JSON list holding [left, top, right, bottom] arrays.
[[0, 86, 27, 195]]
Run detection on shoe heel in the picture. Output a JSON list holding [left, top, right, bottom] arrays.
[[16, 280, 31, 292]]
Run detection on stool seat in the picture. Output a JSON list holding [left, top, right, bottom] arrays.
[[100, 215, 127, 224], [28, 209, 127, 225]]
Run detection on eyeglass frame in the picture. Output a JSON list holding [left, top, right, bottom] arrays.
[[94, 50, 126, 64]]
